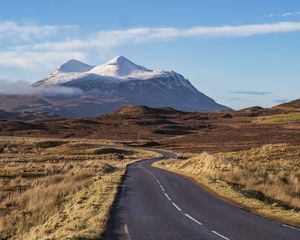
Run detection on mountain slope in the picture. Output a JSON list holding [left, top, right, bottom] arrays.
[[33, 56, 230, 114]]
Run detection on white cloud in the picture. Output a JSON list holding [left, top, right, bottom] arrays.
[[0, 79, 82, 96], [19, 21, 300, 52], [282, 12, 292, 17], [269, 11, 300, 18], [0, 51, 87, 70], [2, 21, 300, 70], [0, 21, 78, 41]]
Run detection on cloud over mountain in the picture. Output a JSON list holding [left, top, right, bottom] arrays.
[[0, 79, 82, 96], [2, 21, 300, 70]]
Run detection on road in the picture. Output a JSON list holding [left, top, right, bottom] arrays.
[[102, 149, 300, 240]]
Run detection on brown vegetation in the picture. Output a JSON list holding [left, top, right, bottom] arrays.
[[0, 137, 155, 240], [0, 100, 300, 154], [0, 99, 299, 234]]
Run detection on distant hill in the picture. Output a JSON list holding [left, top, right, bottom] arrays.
[[111, 105, 183, 116], [0, 103, 299, 153], [272, 99, 300, 112], [0, 109, 59, 121]]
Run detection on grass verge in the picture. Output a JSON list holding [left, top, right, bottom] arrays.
[[0, 137, 157, 240], [153, 144, 300, 227]]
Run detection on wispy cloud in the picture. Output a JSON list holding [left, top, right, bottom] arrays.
[[0, 79, 82, 96], [22, 21, 300, 52], [0, 21, 77, 41], [282, 12, 292, 17], [0, 51, 87, 70], [2, 21, 300, 70], [269, 11, 300, 18], [230, 91, 273, 96]]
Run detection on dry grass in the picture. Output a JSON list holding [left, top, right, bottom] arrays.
[[255, 112, 300, 124], [0, 137, 156, 240], [154, 144, 300, 226]]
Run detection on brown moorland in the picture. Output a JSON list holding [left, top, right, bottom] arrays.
[[0, 99, 299, 153]]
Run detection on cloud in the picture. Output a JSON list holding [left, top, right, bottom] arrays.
[[0, 21, 78, 41], [21, 21, 300, 52], [269, 11, 300, 18], [0, 51, 87, 70], [0, 79, 82, 96], [230, 91, 273, 96], [2, 21, 300, 70], [282, 12, 292, 17]]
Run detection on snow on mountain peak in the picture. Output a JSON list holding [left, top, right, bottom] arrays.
[[35, 55, 195, 90], [32, 55, 231, 113], [88, 56, 151, 77], [58, 59, 93, 73]]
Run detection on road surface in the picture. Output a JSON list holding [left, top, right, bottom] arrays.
[[102, 149, 300, 240]]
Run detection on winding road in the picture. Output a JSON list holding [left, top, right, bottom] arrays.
[[102, 149, 300, 240]]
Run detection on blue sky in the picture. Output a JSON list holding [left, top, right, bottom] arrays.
[[0, 0, 300, 109]]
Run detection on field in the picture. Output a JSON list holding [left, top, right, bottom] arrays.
[[154, 144, 300, 226], [0, 137, 156, 240]]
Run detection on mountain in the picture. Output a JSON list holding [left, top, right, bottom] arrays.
[[33, 56, 230, 115], [0, 109, 60, 121]]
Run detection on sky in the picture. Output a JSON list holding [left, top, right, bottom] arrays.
[[0, 0, 300, 109]]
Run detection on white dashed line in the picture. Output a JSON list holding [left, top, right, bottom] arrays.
[[141, 164, 234, 240], [172, 202, 182, 211], [184, 213, 203, 225], [282, 224, 300, 231], [165, 193, 171, 201], [124, 224, 131, 240], [124, 224, 129, 233], [212, 230, 230, 240]]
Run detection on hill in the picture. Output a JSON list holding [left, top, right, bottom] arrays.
[[0, 109, 59, 121], [0, 102, 299, 153]]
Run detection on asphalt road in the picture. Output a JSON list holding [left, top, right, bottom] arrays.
[[102, 149, 300, 240]]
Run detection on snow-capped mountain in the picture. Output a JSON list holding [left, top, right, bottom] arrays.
[[33, 56, 230, 116], [58, 59, 93, 73], [88, 55, 151, 77], [34, 56, 195, 89]]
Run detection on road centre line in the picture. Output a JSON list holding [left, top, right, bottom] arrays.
[[212, 230, 230, 240], [184, 213, 203, 225], [172, 202, 182, 211]]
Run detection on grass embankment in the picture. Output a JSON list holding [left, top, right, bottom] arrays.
[[0, 137, 156, 240], [154, 144, 300, 227]]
